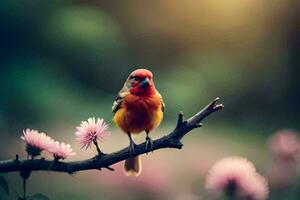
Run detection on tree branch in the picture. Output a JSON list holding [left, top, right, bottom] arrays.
[[0, 97, 223, 174]]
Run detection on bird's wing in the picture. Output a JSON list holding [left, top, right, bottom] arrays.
[[157, 91, 165, 112], [112, 87, 129, 113]]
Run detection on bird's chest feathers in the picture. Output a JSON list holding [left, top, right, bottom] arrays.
[[121, 94, 162, 133], [125, 95, 160, 118]]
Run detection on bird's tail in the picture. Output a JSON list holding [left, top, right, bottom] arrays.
[[124, 155, 142, 176]]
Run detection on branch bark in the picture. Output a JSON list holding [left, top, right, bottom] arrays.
[[0, 98, 223, 174]]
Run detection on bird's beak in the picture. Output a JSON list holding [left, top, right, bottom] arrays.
[[140, 77, 150, 88]]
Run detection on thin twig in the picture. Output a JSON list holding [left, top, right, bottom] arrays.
[[93, 139, 103, 156], [23, 178, 26, 199]]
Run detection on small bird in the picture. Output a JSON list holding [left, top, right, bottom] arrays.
[[112, 69, 164, 176]]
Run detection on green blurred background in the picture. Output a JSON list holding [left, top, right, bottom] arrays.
[[0, 0, 300, 199]]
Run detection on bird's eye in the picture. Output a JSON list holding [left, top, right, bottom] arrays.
[[134, 76, 143, 81], [129, 75, 144, 82]]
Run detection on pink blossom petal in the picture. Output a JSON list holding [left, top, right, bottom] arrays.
[[49, 141, 76, 160], [267, 129, 299, 161], [75, 117, 110, 150], [205, 156, 269, 200], [21, 129, 54, 156]]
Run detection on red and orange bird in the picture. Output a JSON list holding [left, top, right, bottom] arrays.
[[112, 69, 164, 176]]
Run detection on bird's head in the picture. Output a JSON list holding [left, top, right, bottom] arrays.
[[126, 69, 156, 96]]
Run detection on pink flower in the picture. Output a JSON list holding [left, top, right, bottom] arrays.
[[267, 160, 296, 189], [21, 129, 54, 157], [267, 129, 299, 161], [205, 157, 269, 200], [75, 117, 110, 150], [49, 141, 76, 160], [245, 173, 269, 200]]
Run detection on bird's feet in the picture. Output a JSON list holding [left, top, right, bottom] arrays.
[[129, 140, 136, 157], [145, 136, 153, 153]]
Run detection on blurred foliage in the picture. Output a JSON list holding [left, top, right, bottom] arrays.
[[1, 0, 299, 132], [0, 0, 300, 199]]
